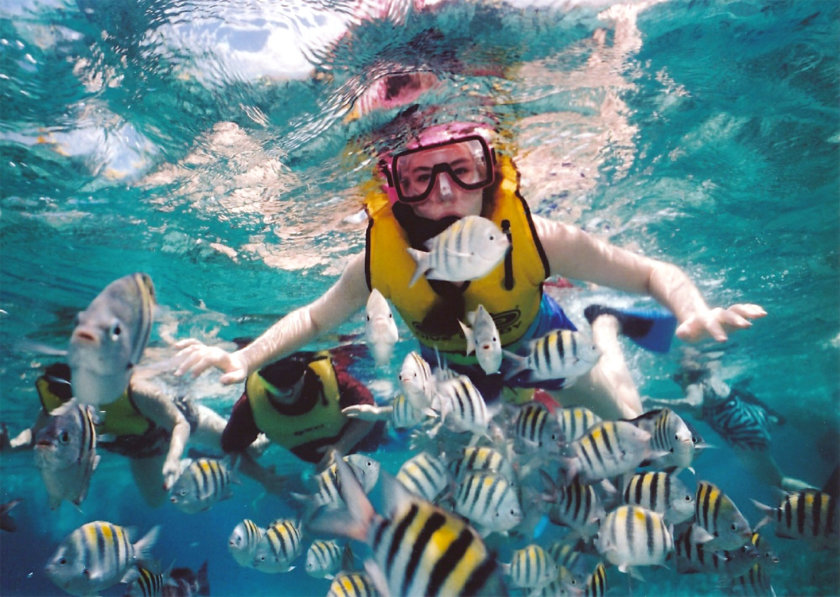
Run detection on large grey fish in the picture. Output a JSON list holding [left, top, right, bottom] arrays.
[[68, 273, 156, 407], [34, 398, 99, 510], [407, 215, 510, 287]]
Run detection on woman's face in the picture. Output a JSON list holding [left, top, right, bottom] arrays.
[[398, 143, 486, 220]]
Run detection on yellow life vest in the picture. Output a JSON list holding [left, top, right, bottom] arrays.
[[365, 154, 550, 361], [36, 369, 151, 437], [246, 352, 348, 453]]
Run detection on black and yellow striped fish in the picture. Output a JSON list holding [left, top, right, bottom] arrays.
[[396, 451, 450, 502], [504, 544, 557, 589], [168, 457, 234, 514], [693, 481, 752, 550], [310, 453, 507, 596], [585, 562, 607, 597], [253, 518, 303, 574], [753, 489, 839, 548], [622, 471, 695, 525], [326, 572, 378, 597]]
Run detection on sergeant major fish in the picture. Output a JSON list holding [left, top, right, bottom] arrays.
[[228, 519, 264, 568], [309, 452, 506, 596], [692, 481, 752, 550], [365, 288, 399, 367], [622, 471, 695, 525], [594, 505, 673, 577], [304, 539, 352, 580], [630, 408, 697, 472], [253, 519, 303, 574], [34, 398, 100, 510], [512, 402, 563, 457], [396, 451, 450, 502], [45, 521, 160, 596], [453, 471, 523, 536], [399, 351, 436, 411], [556, 406, 602, 443], [542, 475, 605, 541], [559, 420, 654, 484], [407, 215, 510, 287], [431, 374, 491, 438], [458, 304, 502, 375], [326, 572, 378, 597], [502, 544, 558, 590], [504, 329, 600, 384], [752, 489, 839, 548], [68, 273, 156, 407], [169, 457, 235, 514], [674, 527, 759, 578]]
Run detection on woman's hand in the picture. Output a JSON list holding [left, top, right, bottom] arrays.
[[173, 339, 249, 385], [675, 303, 767, 343], [162, 458, 181, 491]]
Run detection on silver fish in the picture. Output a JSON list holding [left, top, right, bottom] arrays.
[[168, 457, 235, 514], [407, 215, 510, 287], [309, 454, 506, 596], [432, 374, 490, 437], [447, 445, 517, 486], [326, 572, 378, 597], [556, 406, 602, 443], [692, 481, 752, 550], [253, 519, 303, 574], [45, 521, 159, 596], [365, 288, 399, 367], [454, 471, 523, 536], [631, 408, 697, 472], [304, 539, 351, 580], [622, 471, 695, 525], [68, 273, 156, 407], [594, 505, 673, 576], [503, 543, 558, 589], [34, 398, 99, 510], [399, 351, 436, 411], [512, 402, 563, 456], [752, 490, 839, 548], [396, 451, 450, 502], [504, 328, 600, 383], [228, 519, 264, 568], [544, 475, 605, 540], [675, 527, 760, 578], [560, 420, 653, 483], [459, 304, 502, 375]]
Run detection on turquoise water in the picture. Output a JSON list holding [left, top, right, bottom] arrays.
[[1, 0, 838, 595]]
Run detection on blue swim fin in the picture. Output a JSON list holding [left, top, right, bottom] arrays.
[[584, 304, 677, 353]]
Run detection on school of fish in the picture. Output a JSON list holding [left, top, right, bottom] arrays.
[[18, 273, 839, 597]]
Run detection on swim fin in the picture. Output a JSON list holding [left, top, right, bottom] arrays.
[[584, 304, 677, 353]]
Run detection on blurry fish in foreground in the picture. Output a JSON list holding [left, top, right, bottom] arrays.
[[459, 304, 502, 375], [594, 505, 673, 578], [68, 273, 156, 407], [228, 519, 264, 568], [309, 451, 506, 596], [45, 520, 160, 596], [407, 216, 510, 287], [124, 560, 210, 597], [752, 489, 839, 549], [253, 518, 303, 574], [504, 328, 600, 384], [0, 499, 22, 532], [168, 457, 235, 514], [365, 288, 399, 367], [692, 481, 753, 550], [33, 399, 100, 510]]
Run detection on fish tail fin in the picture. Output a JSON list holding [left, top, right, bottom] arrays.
[[459, 321, 475, 356], [406, 248, 429, 287], [197, 560, 210, 596], [308, 451, 373, 544], [135, 525, 161, 564], [750, 499, 774, 530], [502, 350, 528, 381]]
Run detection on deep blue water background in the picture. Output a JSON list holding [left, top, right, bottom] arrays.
[[1, 0, 838, 595]]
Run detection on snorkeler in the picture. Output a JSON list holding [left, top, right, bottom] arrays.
[[172, 113, 766, 423], [221, 346, 384, 467], [652, 352, 815, 492], [5, 274, 282, 507]]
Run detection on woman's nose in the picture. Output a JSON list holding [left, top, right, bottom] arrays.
[[433, 172, 454, 201]]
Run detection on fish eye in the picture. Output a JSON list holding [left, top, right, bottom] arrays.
[[59, 558, 67, 565], [179, 489, 187, 497], [60, 431, 70, 443], [110, 322, 122, 339], [730, 523, 737, 530]]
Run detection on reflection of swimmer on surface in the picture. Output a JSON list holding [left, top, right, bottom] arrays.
[[172, 107, 766, 424], [648, 353, 815, 492], [221, 344, 385, 470]]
